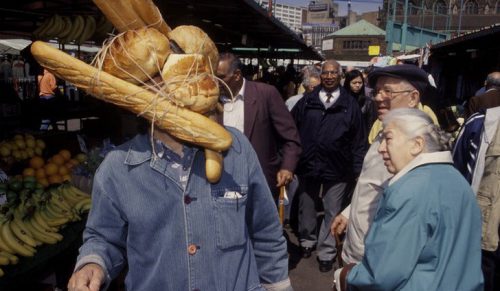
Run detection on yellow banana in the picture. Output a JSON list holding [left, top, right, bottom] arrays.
[[77, 15, 96, 45], [33, 210, 53, 231], [37, 210, 62, 231], [0, 255, 9, 265], [50, 194, 72, 211], [0, 267, 4, 277], [66, 184, 90, 198], [9, 219, 38, 248], [75, 198, 92, 213], [0, 221, 36, 257], [0, 251, 18, 264], [23, 220, 59, 244], [71, 15, 85, 43], [58, 16, 73, 39], [0, 227, 16, 254]]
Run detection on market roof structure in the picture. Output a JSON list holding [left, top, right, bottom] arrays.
[[328, 19, 385, 37], [0, 0, 323, 60]]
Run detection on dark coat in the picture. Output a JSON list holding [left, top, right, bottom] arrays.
[[467, 89, 500, 117], [291, 86, 368, 183], [217, 80, 302, 192]]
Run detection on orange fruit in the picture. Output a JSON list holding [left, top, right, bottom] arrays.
[[23, 168, 35, 177], [29, 156, 45, 169], [59, 149, 71, 161], [51, 154, 65, 166], [48, 174, 63, 184], [58, 166, 69, 176], [44, 163, 58, 176], [35, 168, 46, 179], [38, 178, 49, 187]]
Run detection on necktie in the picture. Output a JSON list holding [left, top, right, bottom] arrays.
[[326, 92, 333, 103]]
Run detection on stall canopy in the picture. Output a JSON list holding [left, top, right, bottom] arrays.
[[0, 0, 323, 61]]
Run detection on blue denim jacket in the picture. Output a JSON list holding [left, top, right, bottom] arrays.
[[76, 128, 291, 291]]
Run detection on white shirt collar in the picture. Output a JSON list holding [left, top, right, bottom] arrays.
[[389, 151, 453, 186], [236, 79, 246, 101], [319, 87, 340, 108]]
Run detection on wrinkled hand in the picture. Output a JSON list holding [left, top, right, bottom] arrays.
[[276, 169, 293, 187], [68, 263, 105, 291], [331, 214, 348, 236]]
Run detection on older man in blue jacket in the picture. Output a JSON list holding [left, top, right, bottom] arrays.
[[291, 59, 367, 272]]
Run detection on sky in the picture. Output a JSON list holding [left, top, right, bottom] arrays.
[[279, 0, 383, 16]]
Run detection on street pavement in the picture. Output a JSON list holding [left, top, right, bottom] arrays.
[[285, 226, 336, 291]]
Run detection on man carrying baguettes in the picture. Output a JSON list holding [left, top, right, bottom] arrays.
[[30, 0, 293, 290]]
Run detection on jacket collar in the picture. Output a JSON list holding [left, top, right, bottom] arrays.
[[389, 151, 453, 186], [306, 86, 351, 109]]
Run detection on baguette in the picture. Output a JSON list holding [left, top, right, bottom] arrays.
[[205, 149, 223, 183], [93, 0, 146, 32], [129, 0, 171, 35], [31, 41, 232, 152]]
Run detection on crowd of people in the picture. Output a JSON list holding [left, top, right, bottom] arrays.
[[68, 53, 499, 291]]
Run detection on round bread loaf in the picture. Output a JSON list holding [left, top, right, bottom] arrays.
[[103, 27, 171, 84], [167, 25, 219, 73]]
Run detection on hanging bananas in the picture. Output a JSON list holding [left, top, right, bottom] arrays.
[[33, 14, 113, 44], [0, 183, 91, 276]]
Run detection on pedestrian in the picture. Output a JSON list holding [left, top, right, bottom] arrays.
[[38, 67, 58, 130], [291, 59, 367, 272], [333, 108, 483, 291], [67, 121, 293, 290], [331, 64, 443, 268], [343, 69, 377, 132], [286, 65, 321, 111], [466, 71, 500, 117], [216, 53, 301, 200]]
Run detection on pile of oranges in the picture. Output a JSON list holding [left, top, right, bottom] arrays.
[[23, 150, 87, 187]]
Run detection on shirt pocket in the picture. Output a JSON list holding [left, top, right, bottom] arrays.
[[211, 185, 249, 250]]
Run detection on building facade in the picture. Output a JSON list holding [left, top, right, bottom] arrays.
[[257, 0, 305, 32], [380, 0, 500, 35]]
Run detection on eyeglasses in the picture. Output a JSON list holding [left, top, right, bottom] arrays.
[[370, 88, 414, 99], [321, 70, 339, 76]]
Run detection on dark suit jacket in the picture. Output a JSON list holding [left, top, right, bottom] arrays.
[[217, 80, 302, 193], [467, 89, 500, 117]]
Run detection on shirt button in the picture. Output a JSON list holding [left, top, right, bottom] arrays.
[[188, 244, 197, 255], [184, 195, 192, 204]]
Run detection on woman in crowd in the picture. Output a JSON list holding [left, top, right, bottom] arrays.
[[343, 69, 376, 132], [334, 108, 483, 291]]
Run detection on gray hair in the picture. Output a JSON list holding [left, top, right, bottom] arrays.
[[219, 52, 242, 74], [485, 72, 500, 89], [301, 65, 321, 87], [382, 108, 451, 152]]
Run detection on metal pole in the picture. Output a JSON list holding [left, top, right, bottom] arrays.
[[386, 0, 397, 55], [458, 0, 464, 35], [401, 0, 409, 52]]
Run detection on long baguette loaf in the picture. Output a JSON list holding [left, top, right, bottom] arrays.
[[129, 0, 171, 35], [31, 41, 232, 152], [93, 0, 146, 32]]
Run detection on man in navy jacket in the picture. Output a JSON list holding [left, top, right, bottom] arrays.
[[291, 59, 367, 272]]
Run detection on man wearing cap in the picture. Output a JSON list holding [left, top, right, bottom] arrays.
[[291, 59, 367, 272], [330, 64, 440, 289]]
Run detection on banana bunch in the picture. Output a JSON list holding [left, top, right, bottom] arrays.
[[0, 183, 91, 276], [33, 14, 110, 45]]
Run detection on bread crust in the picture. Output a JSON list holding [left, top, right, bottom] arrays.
[[167, 26, 219, 73], [102, 28, 171, 84], [31, 41, 231, 151]]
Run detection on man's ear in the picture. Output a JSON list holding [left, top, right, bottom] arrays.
[[234, 69, 242, 81], [410, 136, 425, 156], [408, 90, 420, 108]]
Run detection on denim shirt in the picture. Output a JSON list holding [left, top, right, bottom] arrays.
[[76, 128, 291, 291]]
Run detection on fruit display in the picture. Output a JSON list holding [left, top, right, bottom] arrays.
[[0, 134, 45, 164], [32, 14, 114, 44], [0, 181, 91, 277], [24, 150, 87, 187]]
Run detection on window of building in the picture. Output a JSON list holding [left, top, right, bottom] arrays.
[[342, 40, 371, 50], [464, 0, 479, 14], [409, 1, 419, 14], [434, 0, 447, 14]]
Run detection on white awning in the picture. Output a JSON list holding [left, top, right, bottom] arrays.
[[337, 60, 371, 68], [0, 39, 101, 55]]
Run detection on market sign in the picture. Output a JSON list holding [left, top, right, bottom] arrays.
[[368, 45, 380, 56], [322, 39, 334, 51], [307, 0, 335, 24]]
